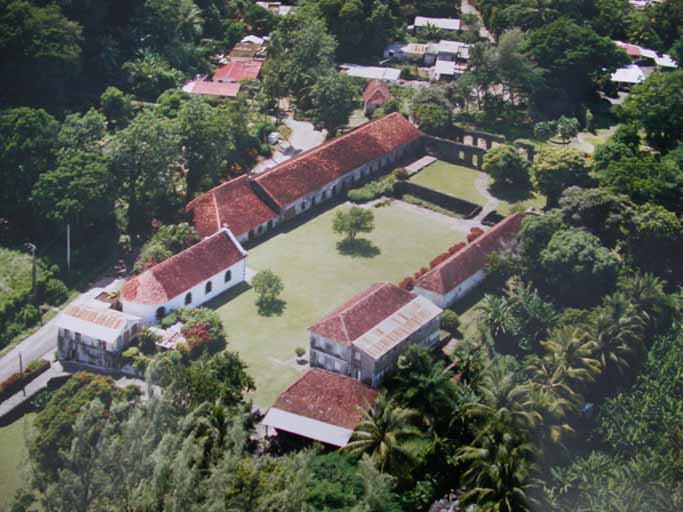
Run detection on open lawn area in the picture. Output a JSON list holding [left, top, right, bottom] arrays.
[[0, 413, 33, 509], [209, 202, 465, 408], [409, 160, 545, 215]]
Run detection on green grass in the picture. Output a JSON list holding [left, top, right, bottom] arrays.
[[0, 413, 34, 508], [0, 248, 33, 297], [209, 202, 465, 408], [408, 160, 546, 215]]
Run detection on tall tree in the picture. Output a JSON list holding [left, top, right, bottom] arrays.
[[533, 147, 591, 208], [309, 71, 357, 137]]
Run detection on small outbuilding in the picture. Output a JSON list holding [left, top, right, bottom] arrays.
[[362, 79, 392, 114]]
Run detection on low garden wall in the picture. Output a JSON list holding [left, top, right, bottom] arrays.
[[394, 181, 482, 219], [0, 359, 51, 403]]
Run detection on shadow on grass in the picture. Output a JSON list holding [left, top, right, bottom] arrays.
[[257, 298, 287, 317], [488, 181, 534, 204], [205, 281, 252, 309], [336, 238, 381, 258]]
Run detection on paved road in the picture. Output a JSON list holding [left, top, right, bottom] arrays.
[[0, 287, 107, 384], [0, 362, 68, 420]]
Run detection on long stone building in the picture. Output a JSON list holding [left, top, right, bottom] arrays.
[[187, 112, 423, 242]]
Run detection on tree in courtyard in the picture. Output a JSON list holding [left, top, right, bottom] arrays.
[[533, 147, 591, 208], [482, 144, 530, 188], [410, 86, 452, 135], [309, 71, 357, 138], [333, 207, 375, 242], [252, 269, 284, 313], [555, 116, 580, 143]]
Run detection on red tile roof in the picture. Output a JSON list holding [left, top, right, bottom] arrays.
[[416, 214, 523, 294], [182, 80, 241, 98], [362, 79, 391, 105], [272, 369, 377, 430], [213, 61, 263, 82], [186, 175, 278, 238], [120, 229, 246, 305], [309, 282, 417, 345], [254, 113, 423, 208]]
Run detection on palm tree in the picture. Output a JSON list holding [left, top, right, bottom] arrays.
[[455, 422, 539, 512], [541, 326, 602, 388], [344, 393, 423, 473], [476, 294, 513, 345], [583, 292, 646, 378], [620, 272, 670, 331]]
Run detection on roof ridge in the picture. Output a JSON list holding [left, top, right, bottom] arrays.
[[256, 113, 410, 182], [186, 175, 248, 210], [144, 229, 235, 276]]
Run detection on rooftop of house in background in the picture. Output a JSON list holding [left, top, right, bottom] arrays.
[[384, 42, 429, 58], [256, 1, 294, 16], [611, 64, 646, 85], [416, 213, 523, 294], [121, 228, 246, 305], [432, 59, 466, 80], [57, 299, 141, 346], [414, 16, 461, 31], [254, 112, 422, 208], [186, 175, 278, 239], [340, 64, 401, 83], [262, 369, 377, 446], [433, 40, 471, 59], [181, 80, 241, 98], [213, 60, 263, 82], [362, 79, 392, 105], [241, 35, 268, 45], [614, 40, 678, 68], [228, 43, 265, 61]]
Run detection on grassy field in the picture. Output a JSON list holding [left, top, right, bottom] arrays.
[[0, 413, 34, 508], [409, 160, 545, 214], [210, 202, 465, 408], [0, 248, 33, 297]]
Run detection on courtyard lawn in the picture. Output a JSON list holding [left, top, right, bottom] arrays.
[[0, 413, 34, 509], [210, 202, 465, 408], [409, 160, 545, 215]]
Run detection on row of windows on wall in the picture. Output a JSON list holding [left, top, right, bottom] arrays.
[[156, 270, 234, 318]]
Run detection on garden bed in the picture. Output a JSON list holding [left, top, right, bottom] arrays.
[[0, 359, 51, 403]]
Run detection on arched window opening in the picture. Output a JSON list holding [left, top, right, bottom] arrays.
[[205, 281, 212, 294], [185, 292, 192, 305]]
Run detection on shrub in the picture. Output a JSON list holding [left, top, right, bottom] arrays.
[[348, 188, 377, 204], [393, 167, 409, 180], [430, 252, 450, 268], [295, 346, 306, 358], [448, 242, 466, 254], [160, 311, 179, 328], [347, 175, 396, 204], [16, 304, 40, 328], [44, 278, 68, 306], [467, 227, 484, 243], [258, 143, 272, 157], [441, 310, 460, 336], [399, 277, 415, 290]]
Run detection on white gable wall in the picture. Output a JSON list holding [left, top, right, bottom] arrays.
[[414, 268, 486, 309], [122, 258, 246, 325]]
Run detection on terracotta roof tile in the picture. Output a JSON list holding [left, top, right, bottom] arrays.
[[254, 113, 423, 208], [272, 369, 377, 430], [186, 175, 278, 238], [416, 213, 523, 294], [214, 61, 263, 81], [309, 282, 417, 345], [362, 79, 391, 104], [121, 229, 246, 305]]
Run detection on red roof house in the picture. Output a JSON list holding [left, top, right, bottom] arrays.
[[414, 214, 523, 307], [120, 228, 247, 323], [186, 175, 278, 240], [309, 282, 417, 346], [213, 61, 263, 82], [362, 79, 391, 113], [254, 113, 423, 209], [182, 80, 241, 98], [262, 369, 378, 447]]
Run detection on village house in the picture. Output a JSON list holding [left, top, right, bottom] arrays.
[[340, 64, 401, 83], [614, 40, 678, 69], [120, 228, 247, 324], [262, 369, 378, 447], [309, 282, 442, 387], [362, 80, 392, 114], [213, 60, 263, 82], [186, 175, 279, 242], [181, 80, 241, 98], [413, 16, 461, 33], [256, 1, 294, 16], [611, 64, 645, 90], [414, 213, 523, 308], [57, 299, 142, 369], [383, 42, 429, 62]]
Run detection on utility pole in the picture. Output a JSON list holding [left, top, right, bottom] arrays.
[[26, 242, 37, 300], [67, 223, 71, 272], [19, 352, 23, 375]]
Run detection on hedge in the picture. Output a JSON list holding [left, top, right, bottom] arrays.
[[0, 358, 51, 403]]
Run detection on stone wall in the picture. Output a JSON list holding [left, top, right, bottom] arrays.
[[394, 181, 482, 219], [422, 135, 488, 169]]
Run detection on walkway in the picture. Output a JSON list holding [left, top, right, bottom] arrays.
[[252, 116, 326, 174]]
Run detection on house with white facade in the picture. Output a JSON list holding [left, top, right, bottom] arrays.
[[414, 213, 523, 308], [262, 369, 378, 447], [340, 64, 401, 83], [309, 282, 442, 388], [57, 299, 142, 369], [120, 228, 247, 324], [413, 16, 461, 33]]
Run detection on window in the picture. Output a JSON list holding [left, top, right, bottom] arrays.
[[205, 281, 212, 294], [185, 292, 192, 305], [156, 307, 166, 321], [224, 270, 232, 283]]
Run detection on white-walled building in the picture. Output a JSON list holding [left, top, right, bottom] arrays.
[[121, 228, 247, 324], [57, 299, 142, 368], [414, 214, 523, 308], [309, 282, 442, 388]]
